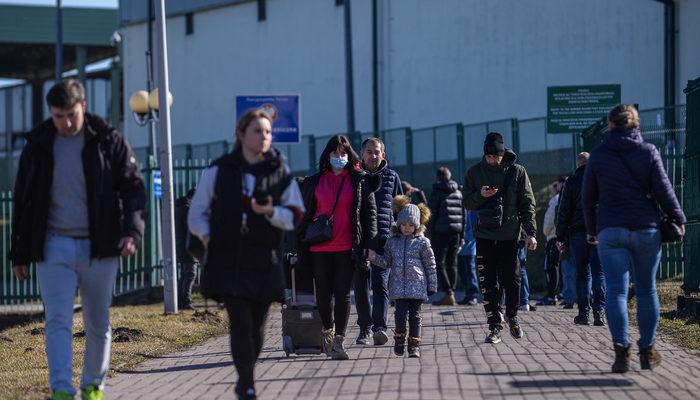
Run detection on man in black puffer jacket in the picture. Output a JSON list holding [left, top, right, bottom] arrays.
[[354, 137, 403, 346], [428, 167, 465, 306]]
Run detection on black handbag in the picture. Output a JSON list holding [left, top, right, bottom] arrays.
[[614, 151, 684, 243], [476, 166, 516, 230], [303, 175, 347, 246]]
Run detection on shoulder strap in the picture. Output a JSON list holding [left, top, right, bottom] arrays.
[[330, 174, 348, 215]]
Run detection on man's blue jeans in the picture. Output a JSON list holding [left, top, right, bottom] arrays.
[[597, 227, 661, 347], [560, 255, 577, 305], [569, 232, 605, 317], [37, 235, 119, 395], [518, 246, 530, 307], [354, 264, 390, 332], [457, 254, 481, 301]]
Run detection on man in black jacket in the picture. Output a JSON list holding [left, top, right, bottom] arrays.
[[428, 167, 465, 306], [556, 152, 606, 326], [175, 188, 198, 310], [354, 137, 402, 346], [9, 80, 145, 399]]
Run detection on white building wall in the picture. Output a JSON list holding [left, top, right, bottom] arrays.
[[121, 0, 676, 149]]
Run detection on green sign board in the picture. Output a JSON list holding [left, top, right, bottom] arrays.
[[547, 84, 621, 134]]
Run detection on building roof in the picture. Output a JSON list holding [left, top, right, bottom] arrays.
[[119, 0, 250, 26], [0, 4, 118, 80]]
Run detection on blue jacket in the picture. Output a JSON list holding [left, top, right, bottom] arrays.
[[363, 160, 402, 253], [582, 127, 686, 236], [459, 210, 477, 256]]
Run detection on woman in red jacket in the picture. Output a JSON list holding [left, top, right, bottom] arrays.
[[298, 135, 378, 360]]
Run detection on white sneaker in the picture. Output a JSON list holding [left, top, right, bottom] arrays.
[[518, 304, 530, 311]]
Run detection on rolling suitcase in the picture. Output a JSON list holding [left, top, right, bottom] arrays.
[[281, 253, 323, 357]]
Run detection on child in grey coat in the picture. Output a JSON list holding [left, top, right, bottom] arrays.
[[368, 196, 437, 358]]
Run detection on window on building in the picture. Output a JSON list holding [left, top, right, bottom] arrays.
[[258, 0, 266, 21], [185, 12, 194, 35]]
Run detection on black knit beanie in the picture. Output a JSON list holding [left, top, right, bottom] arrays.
[[483, 132, 505, 156]]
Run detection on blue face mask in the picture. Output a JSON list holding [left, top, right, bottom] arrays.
[[330, 156, 349, 169]]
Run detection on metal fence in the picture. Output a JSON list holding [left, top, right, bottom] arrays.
[[1, 103, 694, 304]]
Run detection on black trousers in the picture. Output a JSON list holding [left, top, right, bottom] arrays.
[[544, 238, 561, 299], [179, 259, 198, 306], [224, 297, 270, 396], [395, 299, 422, 337], [476, 238, 521, 330], [433, 233, 461, 294], [311, 250, 355, 336]]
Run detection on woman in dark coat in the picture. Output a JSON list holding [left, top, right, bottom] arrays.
[[582, 104, 686, 374], [298, 134, 378, 360], [188, 109, 304, 400]]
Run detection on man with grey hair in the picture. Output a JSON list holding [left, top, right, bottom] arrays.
[[355, 137, 403, 346], [557, 152, 606, 326], [10, 79, 145, 400]]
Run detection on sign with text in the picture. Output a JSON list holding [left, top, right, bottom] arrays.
[[235, 95, 301, 143], [153, 170, 162, 199], [547, 84, 621, 134]]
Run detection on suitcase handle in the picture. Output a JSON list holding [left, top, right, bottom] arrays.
[[287, 253, 316, 304]]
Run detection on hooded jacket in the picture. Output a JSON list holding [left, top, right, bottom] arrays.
[[362, 159, 402, 253], [373, 196, 437, 301], [556, 164, 587, 241], [462, 149, 537, 241], [9, 113, 145, 265], [427, 179, 464, 237], [582, 127, 686, 235]]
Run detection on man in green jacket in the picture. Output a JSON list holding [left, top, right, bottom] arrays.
[[463, 132, 537, 344]]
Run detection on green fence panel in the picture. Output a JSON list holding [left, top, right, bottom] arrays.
[[683, 222, 700, 294], [684, 154, 700, 222], [684, 78, 700, 157]]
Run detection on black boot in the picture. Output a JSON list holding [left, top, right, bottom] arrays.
[[407, 336, 421, 358], [612, 344, 631, 373], [593, 311, 605, 326], [639, 344, 662, 370], [393, 330, 406, 356]]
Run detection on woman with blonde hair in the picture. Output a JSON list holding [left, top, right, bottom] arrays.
[[582, 104, 686, 373]]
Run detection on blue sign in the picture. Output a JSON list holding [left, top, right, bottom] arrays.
[[235, 95, 300, 143], [153, 170, 162, 199]]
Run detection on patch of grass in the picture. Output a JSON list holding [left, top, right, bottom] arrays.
[[0, 302, 228, 400], [628, 281, 700, 352]]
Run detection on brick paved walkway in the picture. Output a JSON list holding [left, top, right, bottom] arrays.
[[106, 303, 700, 399]]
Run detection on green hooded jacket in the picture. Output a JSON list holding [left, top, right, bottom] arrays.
[[462, 149, 537, 241]]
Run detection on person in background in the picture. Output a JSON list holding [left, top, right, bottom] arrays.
[[457, 210, 480, 305], [354, 137, 402, 346], [188, 109, 305, 399], [517, 229, 533, 311], [175, 187, 198, 310], [298, 135, 378, 359], [10, 79, 145, 400], [557, 152, 606, 326], [582, 104, 686, 373], [402, 180, 428, 205], [538, 179, 564, 306], [428, 167, 465, 306]]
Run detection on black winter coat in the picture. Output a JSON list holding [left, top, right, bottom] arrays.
[[9, 114, 145, 265], [556, 164, 586, 242], [298, 168, 379, 266], [202, 148, 292, 303], [363, 160, 402, 253], [428, 179, 464, 237]]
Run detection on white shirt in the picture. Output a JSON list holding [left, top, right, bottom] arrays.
[[187, 165, 305, 240]]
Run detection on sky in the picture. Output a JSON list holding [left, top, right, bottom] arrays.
[[0, 0, 117, 8], [0, 0, 117, 87]]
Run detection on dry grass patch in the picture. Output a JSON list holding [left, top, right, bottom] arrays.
[[0, 303, 228, 400]]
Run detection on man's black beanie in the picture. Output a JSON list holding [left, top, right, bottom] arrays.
[[484, 132, 505, 156]]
